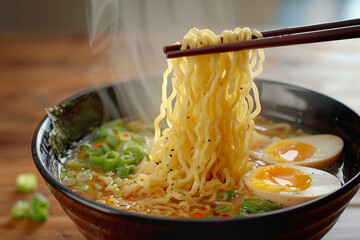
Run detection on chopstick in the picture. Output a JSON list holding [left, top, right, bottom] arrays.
[[164, 18, 360, 58]]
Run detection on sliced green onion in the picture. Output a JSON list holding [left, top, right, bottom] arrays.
[[103, 151, 120, 171], [99, 127, 113, 137], [119, 154, 137, 165], [216, 191, 229, 202], [105, 134, 121, 148], [12, 194, 50, 222], [86, 147, 103, 157], [101, 142, 113, 152], [11, 200, 30, 219], [71, 160, 87, 169], [29, 207, 49, 222], [76, 172, 92, 182], [62, 177, 77, 186], [123, 146, 146, 162], [216, 190, 236, 202], [75, 182, 92, 192], [242, 197, 265, 212], [215, 205, 231, 213], [119, 132, 131, 141], [116, 165, 135, 177], [90, 155, 104, 166], [131, 133, 146, 143], [31, 193, 50, 209], [123, 146, 142, 155], [228, 190, 236, 200], [16, 173, 38, 193], [264, 201, 282, 211]]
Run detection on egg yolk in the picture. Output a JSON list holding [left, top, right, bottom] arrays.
[[250, 165, 312, 192], [266, 139, 316, 163]]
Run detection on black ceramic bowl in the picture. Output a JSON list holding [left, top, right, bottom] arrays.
[[32, 79, 360, 240]]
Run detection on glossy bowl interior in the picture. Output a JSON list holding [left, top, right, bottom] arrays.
[[32, 79, 360, 240]]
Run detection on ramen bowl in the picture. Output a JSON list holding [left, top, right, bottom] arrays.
[[32, 79, 360, 240]]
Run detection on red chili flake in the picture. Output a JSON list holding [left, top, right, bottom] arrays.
[[191, 212, 205, 219]]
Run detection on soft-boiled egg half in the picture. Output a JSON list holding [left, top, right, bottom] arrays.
[[244, 164, 341, 207], [261, 134, 343, 169]]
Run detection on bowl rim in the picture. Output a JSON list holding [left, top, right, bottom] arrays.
[[31, 78, 360, 223]]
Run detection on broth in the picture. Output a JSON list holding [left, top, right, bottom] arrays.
[[60, 117, 344, 218]]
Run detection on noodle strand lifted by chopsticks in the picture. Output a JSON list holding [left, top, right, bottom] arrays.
[[116, 27, 265, 217]]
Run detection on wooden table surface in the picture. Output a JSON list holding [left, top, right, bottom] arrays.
[[0, 35, 359, 239]]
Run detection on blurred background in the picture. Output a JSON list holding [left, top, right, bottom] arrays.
[[1, 0, 359, 99], [1, 0, 359, 34], [0, 0, 359, 239]]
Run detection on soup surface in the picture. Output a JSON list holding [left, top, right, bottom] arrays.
[[60, 117, 343, 218]]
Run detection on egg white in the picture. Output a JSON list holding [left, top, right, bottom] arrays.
[[244, 164, 342, 207], [261, 134, 343, 169]]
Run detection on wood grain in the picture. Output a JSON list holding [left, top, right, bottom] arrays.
[[0, 35, 102, 240], [0, 34, 359, 239]]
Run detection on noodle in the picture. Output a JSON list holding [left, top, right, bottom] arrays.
[[116, 27, 265, 217]]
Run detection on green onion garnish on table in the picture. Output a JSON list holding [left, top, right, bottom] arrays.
[[11, 200, 30, 219], [11, 192, 50, 222], [16, 172, 38, 193], [31, 193, 50, 209]]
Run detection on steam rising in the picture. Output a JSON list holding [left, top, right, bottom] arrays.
[[85, 0, 246, 123]]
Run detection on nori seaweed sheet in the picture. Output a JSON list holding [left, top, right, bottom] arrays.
[[46, 91, 104, 158]]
